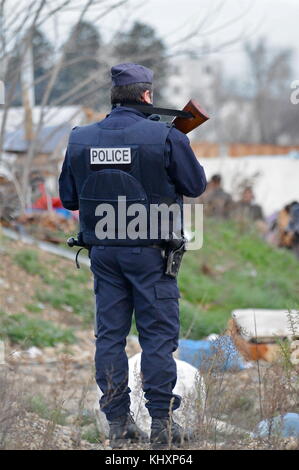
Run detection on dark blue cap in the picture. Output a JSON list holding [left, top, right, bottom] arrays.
[[111, 63, 153, 87]]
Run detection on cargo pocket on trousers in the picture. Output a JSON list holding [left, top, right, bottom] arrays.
[[154, 280, 180, 325], [155, 280, 180, 300]]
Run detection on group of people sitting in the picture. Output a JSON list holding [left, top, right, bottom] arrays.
[[190, 173, 264, 221], [186, 174, 299, 258]]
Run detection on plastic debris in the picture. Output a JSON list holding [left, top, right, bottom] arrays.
[[94, 352, 206, 436], [253, 413, 299, 438], [178, 335, 252, 372]]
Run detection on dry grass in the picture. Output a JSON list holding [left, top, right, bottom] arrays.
[[0, 335, 298, 450], [0, 354, 99, 450], [187, 338, 299, 450]]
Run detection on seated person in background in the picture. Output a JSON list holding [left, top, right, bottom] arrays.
[[277, 201, 299, 253], [200, 174, 233, 218], [232, 186, 264, 222], [265, 202, 299, 259]]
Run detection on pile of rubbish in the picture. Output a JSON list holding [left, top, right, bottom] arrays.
[[0, 180, 78, 243], [12, 211, 77, 243]]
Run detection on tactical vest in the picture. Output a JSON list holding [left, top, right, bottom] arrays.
[[70, 118, 183, 246]]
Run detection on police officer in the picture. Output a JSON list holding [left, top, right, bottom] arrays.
[[59, 63, 207, 448]]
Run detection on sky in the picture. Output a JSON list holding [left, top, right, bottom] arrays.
[[100, 0, 299, 50], [105, 0, 299, 78], [87, 0, 299, 76], [3, 0, 299, 78]]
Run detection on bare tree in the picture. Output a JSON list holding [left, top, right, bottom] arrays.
[[0, 0, 131, 211], [244, 38, 295, 144]]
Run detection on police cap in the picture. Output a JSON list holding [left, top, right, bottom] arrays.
[[111, 63, 153, 87]]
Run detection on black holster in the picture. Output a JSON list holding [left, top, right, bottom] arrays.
[[164, 238, 187, 278], [67, 232, 90, 269]]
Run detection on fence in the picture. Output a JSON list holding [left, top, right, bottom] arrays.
[[191, 142, 299, 158]]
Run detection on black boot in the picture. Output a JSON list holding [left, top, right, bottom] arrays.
[[150, 417, 195, 449], [108, 413, 148, 448]]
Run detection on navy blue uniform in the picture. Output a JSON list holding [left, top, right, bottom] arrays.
[[59, 106, 206, 420], [59, 107, 206, 210]]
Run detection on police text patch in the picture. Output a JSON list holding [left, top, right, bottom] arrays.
[[90, 147, 131, 164]]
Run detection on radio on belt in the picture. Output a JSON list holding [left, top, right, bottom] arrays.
[[90, 147, 131, 164]]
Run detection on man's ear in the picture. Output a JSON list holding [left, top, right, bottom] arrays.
[[141, 90, 152, 104]]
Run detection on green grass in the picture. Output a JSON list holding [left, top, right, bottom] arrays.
[[25, 394, 68, 425], [81, 425, 100, 444], [178, 218, 299, 338], [25, 303, 44, 313], [35, 269, 94, 325], [14, 249, 45, 276], [13, 248, 94, 325], [0, 312, 76, 347], [10, 219, 299, 340]]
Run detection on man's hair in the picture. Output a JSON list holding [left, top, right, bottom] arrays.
[[243, 186, 253, 193], [111, 82, 153, 104], [211, 174, 221, 184]]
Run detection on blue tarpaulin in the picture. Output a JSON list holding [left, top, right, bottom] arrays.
[[253, 413, 299, 438], [178, 336, 248, 371]]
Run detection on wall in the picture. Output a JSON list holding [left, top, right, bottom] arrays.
[[191, 142, 299, 158], [199, 156, 299, 217]]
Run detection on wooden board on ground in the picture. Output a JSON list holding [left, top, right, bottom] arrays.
[[228, 309, 299, 362]]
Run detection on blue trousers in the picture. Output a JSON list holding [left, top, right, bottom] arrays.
[[90, 245, 181, 420]]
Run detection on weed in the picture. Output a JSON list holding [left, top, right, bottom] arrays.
[[25, 394, 67, 425], [0, 312, 76, 347], [14, 250, 45, 276], [81, 424, 100, 444], [25, 303, 44, 313]]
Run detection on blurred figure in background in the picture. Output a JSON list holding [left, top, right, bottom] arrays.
[[201, 174, 233, 218], [286, 202, 299, 259], [232, 186, 264, 222], [267, 201, 299, 259]]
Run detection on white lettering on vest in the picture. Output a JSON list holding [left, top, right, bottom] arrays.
[[90, 147, 131, 164]]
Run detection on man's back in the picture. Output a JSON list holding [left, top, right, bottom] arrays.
[[59, 105, 207, 246]]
